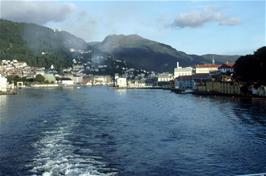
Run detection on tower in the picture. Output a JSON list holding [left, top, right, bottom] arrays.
[[176, 62, 180, 68]]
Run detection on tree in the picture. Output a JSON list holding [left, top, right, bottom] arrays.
[[35, 74, 45, 83], [233, 47, 266, 84]]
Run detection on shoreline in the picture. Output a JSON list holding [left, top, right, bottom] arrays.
[[0, 90, 16, 95], [2, 86, 266, 99], [191, 91, 266, 100]]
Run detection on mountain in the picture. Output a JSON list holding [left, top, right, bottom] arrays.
[[201, 54, 240, 64], [0, 19, 87, 69], [93, 34, 204, 72], [0, 19, 240, 72], [93, 34, 239, 72]]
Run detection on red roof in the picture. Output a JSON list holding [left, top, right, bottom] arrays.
[[195, 64, 221, 68]]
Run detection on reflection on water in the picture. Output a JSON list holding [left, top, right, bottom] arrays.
[[115, 88, 127, 96], [234, 98, 266, 126], [204, 96, 266, 126], [0, 88, 266, 176], [0, 95, 8, 122]]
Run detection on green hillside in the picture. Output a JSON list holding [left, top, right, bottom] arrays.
[[0, 19, 86, 69]]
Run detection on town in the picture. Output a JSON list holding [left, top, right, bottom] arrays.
[[1, 56, 266, 98]]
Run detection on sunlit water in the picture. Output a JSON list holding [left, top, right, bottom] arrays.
[[0, 87, 266, 176]]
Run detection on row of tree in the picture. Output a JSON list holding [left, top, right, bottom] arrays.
[[7, 74, 49, 85], [233, 47, 266, 84]]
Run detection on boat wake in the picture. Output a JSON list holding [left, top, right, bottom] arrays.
[[29, 119, 117, 176]]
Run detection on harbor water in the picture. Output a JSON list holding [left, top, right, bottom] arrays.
[[0, 87, 266, 176]]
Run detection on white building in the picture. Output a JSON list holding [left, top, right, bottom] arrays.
[[195, 64, 220, 74], [157, 73, 173, 82], [35, 67, 45, 75], [13, 61, 27, 68], [93, 75, 113, 86], [0, 74, 8, 92], [58, 78, 74, 86], [174, 62, 193, 78], [116, 77, 127, 88], [71, 76, 83, 84]]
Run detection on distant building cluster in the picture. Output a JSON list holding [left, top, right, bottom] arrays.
[[1, 57, 265, 97], [173, 61, 234, 91]]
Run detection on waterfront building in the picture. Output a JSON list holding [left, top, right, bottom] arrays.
[[174, 62, 193, 78], [0, 74, 8, 93], [72, 76, 83, 84], [58, 77, 74, 86], [192, 74, 211, 89], [82, 75, 94, 86], [218, 63, 234, 74], [17, 82, 25, 89], [145, 77, 158, 87], [157, 73, 173, 82], [196, 81, 241, 95], [116, 77, 127, 88], [174, 75, 193, 90], [251, 86, 266, 97], [127, 80, 146, 88], [195, 64, 220, 74], [93, 75, 113, 86]]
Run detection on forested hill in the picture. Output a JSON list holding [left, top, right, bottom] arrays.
[[1, 19, 240, 72], [0, 19, 87, 69], [91, 34, 241, 72]]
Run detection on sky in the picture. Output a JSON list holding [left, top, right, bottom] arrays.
[[0, 0, 265, 55]]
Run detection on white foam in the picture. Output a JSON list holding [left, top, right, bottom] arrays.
[[42, 172, 51, 176], [29, 120, 117, 176]]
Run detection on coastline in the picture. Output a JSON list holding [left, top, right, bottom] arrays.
[[2, 85, 266, 99], [192, 91, 266, 99], [0, 91, 16, 95]]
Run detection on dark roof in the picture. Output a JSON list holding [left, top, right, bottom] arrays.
[[175, 75, 192, 81], [56, 77, 72, 81], [218, 63, 234, 69], [192, 74, 210, 80]]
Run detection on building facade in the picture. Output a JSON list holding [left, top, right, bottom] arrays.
[[157, 73, 173, 82], [195, 64, 220, 74], [116, 77, 127, 88], [174, 62, 193, 78], [93, 75, 113, 86], [218, 63, 234, 74], [0, 74, 8, 92], [175, 76, 193, 90]]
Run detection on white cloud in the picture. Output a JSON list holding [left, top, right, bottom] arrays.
[[172, 7, 240, 28], [1, 1, 76, 24]]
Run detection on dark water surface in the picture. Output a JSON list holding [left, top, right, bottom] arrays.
[[0, 87, 266, 176]]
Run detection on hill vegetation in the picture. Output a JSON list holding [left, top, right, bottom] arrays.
[[0, 19, 86, 69], [1, 19, 240, 72], [92, 34, 240, 72], [234, 47, 266, 84]]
